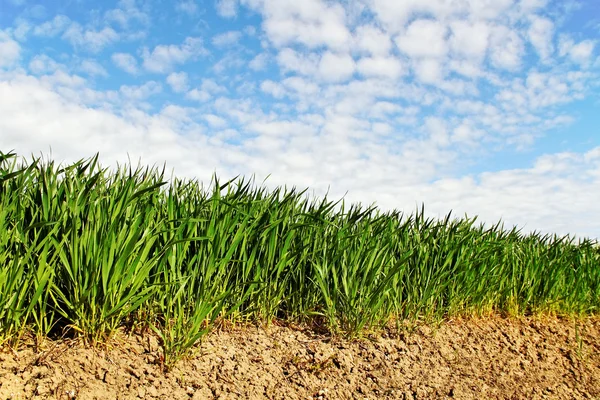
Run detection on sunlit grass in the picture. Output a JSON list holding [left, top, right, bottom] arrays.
[[1, 151, 598, 366]]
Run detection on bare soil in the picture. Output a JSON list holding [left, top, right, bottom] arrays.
[[1, 316, 599, 400]]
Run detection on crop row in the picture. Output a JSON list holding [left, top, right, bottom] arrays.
[[1, 151, 598, 365]]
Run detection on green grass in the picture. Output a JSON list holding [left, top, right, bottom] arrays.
[[1, 151, 599, 367]]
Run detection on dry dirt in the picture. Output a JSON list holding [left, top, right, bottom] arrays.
[[1, 316, 599, 400]]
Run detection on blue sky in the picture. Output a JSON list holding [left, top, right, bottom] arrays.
[[1, 0, 599, 238]]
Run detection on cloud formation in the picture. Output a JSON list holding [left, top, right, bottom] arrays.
[[1, 0, 599, 239], [142, 37, 207, 73]]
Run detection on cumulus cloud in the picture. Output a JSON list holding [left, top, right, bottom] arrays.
[[203, 113, 228, 128], [175, 1, 199, 15], [212, 31, 242, 47], [559, 35, 596, 66], [119, 81, 162, 100], [186, 78, 228, 102], [527, 15, 554, 62], [489, 25, 525, 70], [276, 48, 319, 76], [166, 71, 189, 93], [111, 52, 139, 74], [79, 59, 108, 77], [353, 25, 392, 56], [395, 19, 448, 59], [260, 79, 286, 98], [317, 51, 355, 82], [1, 0, 600, 239], [142, 37, 207, 73], [216, 0, 239, 18], [414, 58, 445, 84], [246, 0, 352, 51], [371, 0, 514, 32], [62, 23, 119, 52], [449, 21, 489, 61], [356, 56, 404, 80], [104, 0, 150, 29], [249, 52, 269, 71], [0, 31, 21, 68], [28, 54, 64, 74], [32, 15, 70, 37]]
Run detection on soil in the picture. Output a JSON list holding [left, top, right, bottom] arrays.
[[0, 316, 599, 400]]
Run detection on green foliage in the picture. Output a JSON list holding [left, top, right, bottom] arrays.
[[1, 151, 599, 361]]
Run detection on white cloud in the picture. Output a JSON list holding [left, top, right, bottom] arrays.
[[79, 59, 108, 77], [247, 0, 352, 51], [449, 21, 490, 61], [370, 0, 430, 31], [142, 37, 207, 73], [201, 79, 227, 94], [356, 56, 404, 80], [260, 80, 286, 98], [559, 35, 596, 66], [395, 19, 448, 59], [105, 0, 150, 28], [527, 15, 554, 62], [12, 19, 32, 41], [2, 69, 600, 238], [416, 148, 600, 238], [212, 53, 246, 73], [353, 25, 392, 56], [216, 0, 239, 18], [249, 52, 269, 71], [368, 101, 401, 118], [176, 1, 199, 15], [166, 72, 189, 93], [28, 54, 64, 74], [451, 121, 485, 145], [185, 89, 210, 102], [32, 15, 70, 37], [283, 76, 320, 96], [489, 25, 524, 70], [568, 40, 596, 65], [111, 53, 139, 74], [276, 48, 319, 76], [0, 31, 21, 68], [424, 117, 450, 147], [25, 5, 47, 19], [185, 78, 227, 102], [0, 75, 226, 182], [414, 58, 445, 84], [39, 70, 87, 89], [495, 70, 589, 112], [317, 51, 355, 83], [372, 0, 516, 30], [62, 23, 119, 52], [448, 59, 485, 79], [518, 0, 549, 14], [119, 81, 162, 100], [203, 114, 228, 128], [212, 31, 242, 47]]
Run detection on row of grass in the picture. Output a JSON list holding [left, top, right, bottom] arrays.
[[1, 151, 599, 366]]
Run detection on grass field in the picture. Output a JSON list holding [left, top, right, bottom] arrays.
[[1, 151, 598, 366]]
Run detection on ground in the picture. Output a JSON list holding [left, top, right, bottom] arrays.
[[1, 316, 598, 400]]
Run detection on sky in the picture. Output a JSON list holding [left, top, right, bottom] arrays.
[[0, 0, 599, 239]]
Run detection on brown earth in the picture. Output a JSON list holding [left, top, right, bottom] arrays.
[[1, 316, 599, 400]]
